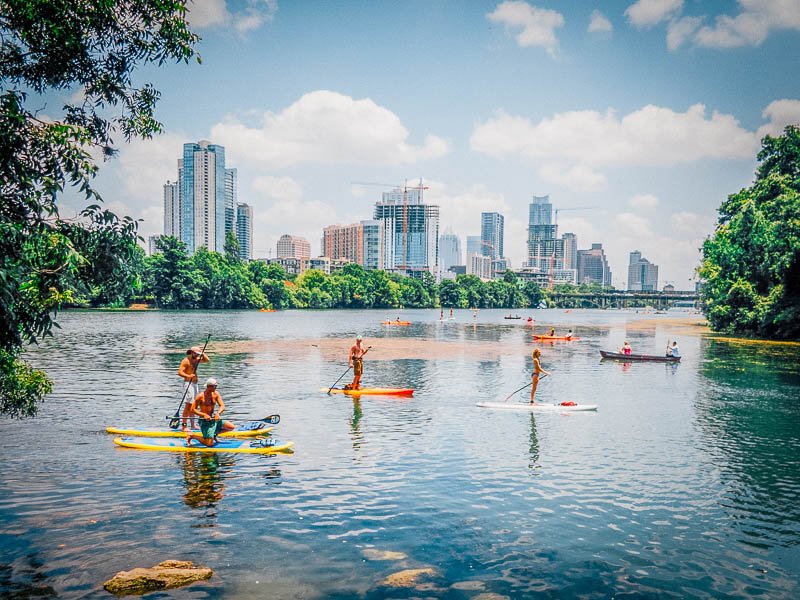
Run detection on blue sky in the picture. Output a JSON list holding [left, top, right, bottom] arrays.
[[69, 0, 800, 289]]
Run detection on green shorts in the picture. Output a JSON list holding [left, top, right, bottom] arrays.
[[353, 358, 363, 376], [199, 418, 223, 439]]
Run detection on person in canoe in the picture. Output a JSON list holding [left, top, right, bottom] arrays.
[[185, 378, 234, 447], [346, 336, 371, 390], [667, 341, 680, 358], [530, 348, 551, 404], [178, 345, 210, 432], [548, 327, 555, 337], [620, 341, 632, 355]]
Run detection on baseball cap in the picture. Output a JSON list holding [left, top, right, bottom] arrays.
[[190, 346, 202, 354], [356, 335, 363, 341], [205, 378, 218, 387]]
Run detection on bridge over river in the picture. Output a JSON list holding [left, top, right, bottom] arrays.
[[548, 290, 700, 310]]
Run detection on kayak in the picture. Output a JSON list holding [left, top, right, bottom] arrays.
[[382, 321, 411, 325], [113, 436, 294, 454], [477, 402, 598, 412], [532, 335, 580, 341], [105, 426, 273, 439], [600, 350, 681, 362], [323, 387, 414, 396]]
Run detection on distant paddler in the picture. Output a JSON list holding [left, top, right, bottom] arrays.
[[178, 344, 210, 431], [185, 378, 235, 447], [345, 335, 371, 391], [530, 348, 551, 404]]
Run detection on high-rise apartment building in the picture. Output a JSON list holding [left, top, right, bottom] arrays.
[[480, 212, 504, 261], [374, 187, 439, 275], [236, 203, 252, 261], [277, 234, 311, 259], [439, 231, 462, 272], [562, 233, 577, 271], [577, 243, 612, 287], [179, 140, 227, 253], [321, 221, 384, 270], [361, 220, 383, 271], [163, 181, 180, 238], [225, 168, 238, 238], [627, 251, 659, 291]]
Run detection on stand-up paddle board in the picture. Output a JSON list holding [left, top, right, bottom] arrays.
[[113, 436, 294, 454], [477, 402, 597, 412], [323, 387, 414, 396], [106, 426, 273, 438]]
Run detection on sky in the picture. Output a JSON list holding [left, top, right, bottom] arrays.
[[57, 0, 800, 290]]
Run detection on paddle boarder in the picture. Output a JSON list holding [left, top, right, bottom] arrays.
[[548, 327, 555, 337], [185, 378, 234, 447], [530, 348, 550, 404], [346, 336, 371, 391], [178, 345, 210, 432]]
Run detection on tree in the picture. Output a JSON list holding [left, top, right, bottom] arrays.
[[0, 1, 198, 415], [699, 126, 800, 339]]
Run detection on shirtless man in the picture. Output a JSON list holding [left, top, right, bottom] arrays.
[[178, 345, 210, 431], [185, 378, 234, 447], [346, 336, 371, 390]]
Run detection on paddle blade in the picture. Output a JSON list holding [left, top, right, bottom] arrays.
[[262, 414, 280, 425], [168, 418, 180, 430]]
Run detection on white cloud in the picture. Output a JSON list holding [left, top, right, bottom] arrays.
[[211, 90, 450, 169], [470, 101, 798, 188], [588, 9, 613, 33], [693, 0, 800, 48], [666, 16, 702, 50], [487, 1, 565, 56], [186, 0, 277, 33], [625, 0, 683, 28], [629, 193, 660, 209], [757, 99, 800, 138]]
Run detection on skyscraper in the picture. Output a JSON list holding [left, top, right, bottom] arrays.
[[374, 186, 439, 275], [277, 234, 311, 259], [225, 168, 238, 238], [322, 222, 366, 264], [439, 231, 462, 272], [466, 235, 482, 257], [527, 195, 564, 273], [361, 220, 383, 271], [178, 140, 227, 253], [163, 181, 180, 238], [236, 203, 252, 261], [627, 251, 659, 291], [562, 233, 577, 271], [577, 243, 612, 286], [480, 212, 504, 260]]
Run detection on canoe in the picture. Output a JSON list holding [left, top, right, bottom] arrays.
[[600, 350, 681, 362], [504, 316, 521, 319], [105, 426, 273, 438], [532, 335, 580, 341], [323, 387, 414, 396], [477, 402, 597, 412], [113, 436, 294, 454], [259, 308, 276, 312], [382, 321, 411, 325]]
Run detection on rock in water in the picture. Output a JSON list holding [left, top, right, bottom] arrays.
[[103, 560, 212, 595]]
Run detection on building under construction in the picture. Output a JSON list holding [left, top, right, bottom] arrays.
[[374, 187, 439, 277]]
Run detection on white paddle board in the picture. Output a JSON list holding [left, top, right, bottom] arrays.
[[477, 402, 597, 412]]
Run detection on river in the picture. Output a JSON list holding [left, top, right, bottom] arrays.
[[2, 308, 799, 598]]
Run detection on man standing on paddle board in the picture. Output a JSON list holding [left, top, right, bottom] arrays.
[[178, 346, 210, 431], [530, 348, 550, 404], [346, 336, 371, 391], [185, 378, 234, 447]]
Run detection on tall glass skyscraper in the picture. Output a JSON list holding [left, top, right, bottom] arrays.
[[480, 212, 504, 260], [527, 195, 564, 271], [163, 181, 180, 238], [179, 140, 227, 253], [236, 203, 252, 261], [225, 168, 238, 238], [438, 231, 462, 272]]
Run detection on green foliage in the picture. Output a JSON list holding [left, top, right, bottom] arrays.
[[699, 125, 800, 339], [0, 0, 198, 415]]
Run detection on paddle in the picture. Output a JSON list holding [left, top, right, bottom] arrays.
[[503, 373, 548, 402], [327, 346, 372, 394], [165, 414, 280, 429], [168, 334, 211, 429]]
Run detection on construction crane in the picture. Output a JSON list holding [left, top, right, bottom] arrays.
[[546, 206, 598, 288], [554, 206, 598, 227], [351, 179, 429, 272]]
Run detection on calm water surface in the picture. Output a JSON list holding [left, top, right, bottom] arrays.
[[2, 309, 799, 599]]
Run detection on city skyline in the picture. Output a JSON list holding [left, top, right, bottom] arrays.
[[50, 1, 800, 288]]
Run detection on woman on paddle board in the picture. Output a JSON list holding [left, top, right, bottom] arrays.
[[178, 345, 210, 431], [530, 348, 550, 404]]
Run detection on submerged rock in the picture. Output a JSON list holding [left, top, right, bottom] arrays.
[[103, 560, 212, 596], [361, 548, 407, 561], [381, 567, 436, 588]]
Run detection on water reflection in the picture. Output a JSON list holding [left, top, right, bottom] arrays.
[[350, 398, 363, 450], [180, 453, 232, 521], [527, 414, 540, 470]]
